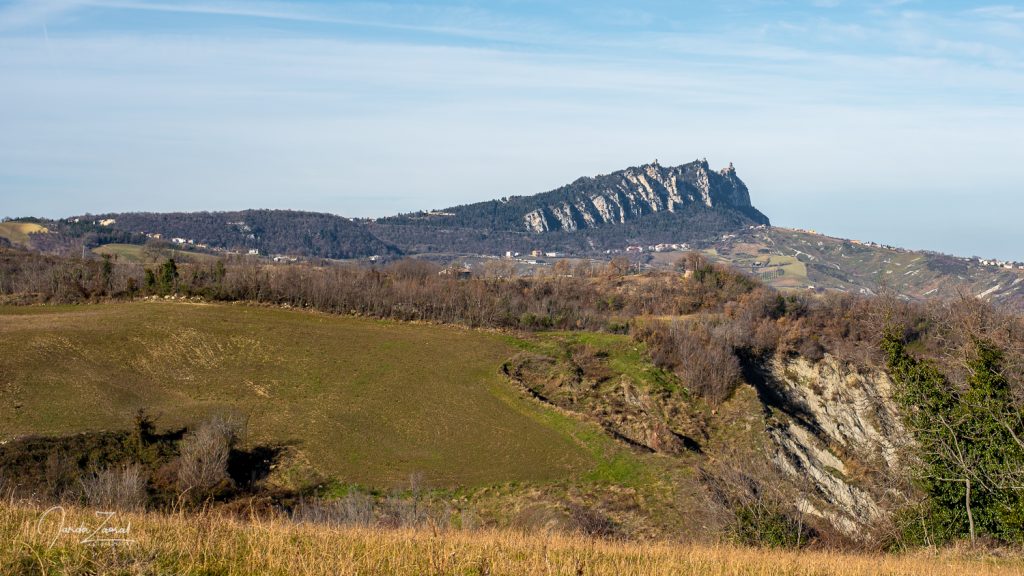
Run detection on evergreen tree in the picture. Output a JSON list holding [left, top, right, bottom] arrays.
[[883, 330, 1024, 544], [158, 258, 178, 295]]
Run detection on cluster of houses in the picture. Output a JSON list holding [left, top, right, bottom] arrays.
[[166, 234, 260, 257], [142, 223, 265, 257], [503, 250, 565, 259], [439, 264, 472, 278], [977, 258, 1024, 271], [140, 229, 262, 258], [849, 239, 907, 252], [791, 227, 820, 235], [783, 227, 907, 253], [167, 236, 212, 250], [67, 217, 118, 227], [501, 241, 692, 262], [621, 243, 690, 254], [500, 249, 564, 265]]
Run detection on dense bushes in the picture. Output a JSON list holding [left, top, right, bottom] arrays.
[[0, 414, 273, 512], [78, 464, 148, 511], [732, 504, 813, 549], [0, 248, 757, 331], [885, 333, 1024, 546], [637, 285, 1024, 407], [637, 319, 741, 405]]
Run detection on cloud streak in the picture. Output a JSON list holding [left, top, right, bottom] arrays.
[[0, 0, 81, 30]]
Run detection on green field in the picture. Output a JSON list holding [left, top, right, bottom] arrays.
[[92, 243, 221, 264], [758, 254, 808, 287], [0, 302, 597, 488], [0, 221, 48, 246], [91, 243, 147, 261]]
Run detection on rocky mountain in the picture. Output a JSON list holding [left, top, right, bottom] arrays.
[[370, 159, 769, 253], [511, 159, 767, 233]]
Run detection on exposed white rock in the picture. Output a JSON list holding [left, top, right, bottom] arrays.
[[978, 284, 1001, 298], [666, 174, 683, 211], [607, 193, 627, 223], [551, 202, 577, 231], [524, 209, 549, 232], [694, 165, 713, 207], [768, 355, 907, 468], [626, 172, 662, 212], [761, 354, 911, 538], [590, 195, 616, 223], [769, 422, 881, 535], [575, 200, 596, 226], [516, 160, 762, 232]]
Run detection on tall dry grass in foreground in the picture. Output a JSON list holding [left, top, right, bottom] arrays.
[[2, 502, 1024, 576]]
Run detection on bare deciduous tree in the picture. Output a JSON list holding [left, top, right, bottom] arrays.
[[79, 464, 147, 511], [177, 416, 240, 499]]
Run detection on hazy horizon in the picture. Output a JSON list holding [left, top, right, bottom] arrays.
[[2, 1, 1022, 260]]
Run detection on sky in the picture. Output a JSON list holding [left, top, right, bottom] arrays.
[[1, 1, 1022, 259]]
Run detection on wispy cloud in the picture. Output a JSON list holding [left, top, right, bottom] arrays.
[[971, 5, 1024, 19], [4, 0, 566, 47], [0, 0, 81, 30]]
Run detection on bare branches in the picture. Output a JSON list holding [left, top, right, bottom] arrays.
[[177, 416, 241, 499]]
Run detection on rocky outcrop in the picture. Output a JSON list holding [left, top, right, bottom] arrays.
[[520, 160, 767, 233], [756, 354, 911, 538]]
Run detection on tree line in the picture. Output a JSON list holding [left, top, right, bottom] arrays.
[[0, 248, 756, 331]]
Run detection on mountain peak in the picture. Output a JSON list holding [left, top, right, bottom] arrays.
[[525, 158, 765, 231], [369, 157, 770, 254]]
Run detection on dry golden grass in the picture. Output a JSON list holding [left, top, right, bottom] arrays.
[[0, 222, 48, 246], [3, 502, 1024, 576]]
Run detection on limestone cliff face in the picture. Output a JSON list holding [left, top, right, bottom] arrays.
[[757, 354, 911, 538], [520, 160, 766, 233]]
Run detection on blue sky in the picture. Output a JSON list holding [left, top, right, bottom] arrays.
[[1, 1, 1022, 259]]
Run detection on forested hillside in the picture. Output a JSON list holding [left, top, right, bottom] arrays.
[[85, 210, 399, 259]]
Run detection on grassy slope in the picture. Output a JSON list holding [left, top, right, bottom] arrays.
[[4, 503, 1022, 576], [92, 243, 221, 264], [0, 222, 48, 246], [90, 243, 146, 261], [0, 302, 595, 488]]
